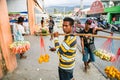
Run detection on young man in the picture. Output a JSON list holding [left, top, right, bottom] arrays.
[[48, 16, 55, 40], [51, 17, 77, 80], [80, 19, 103, 72]]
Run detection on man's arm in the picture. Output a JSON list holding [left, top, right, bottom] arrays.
[[81, 37, 85, 54], [52, 20, 55, 26], [93, 27, 103, 34], [52, 32, 76, 55], [96, 27, 103, 31], [49, 32, 59, 52], [54, 37, 60, 49], [93, 27, 113, 35]]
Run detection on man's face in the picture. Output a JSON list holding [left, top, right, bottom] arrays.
[[50, 17, 52, 20], [62, 21, 72, 34], [85, 23, 91, 28]]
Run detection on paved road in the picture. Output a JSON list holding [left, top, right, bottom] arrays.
[[77, 29, 120, 77], [2, 35, 106, 80], [55, 23, 120, 74], [2, 26, 107, 80]]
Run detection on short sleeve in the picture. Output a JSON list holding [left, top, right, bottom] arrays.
[[79, 30, 84, 38]]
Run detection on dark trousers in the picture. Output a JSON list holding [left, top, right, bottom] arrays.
[[58, 67, 73, 80], [49, 28, 53, 33]]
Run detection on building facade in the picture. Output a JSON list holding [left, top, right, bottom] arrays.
[[101, 0, 120, 8], [101, 0, 120, 24], [0, 0, 44, 79]]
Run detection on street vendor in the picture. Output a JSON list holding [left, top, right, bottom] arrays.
[[50, 17, 77, 80], [13, 16, 27, 59], [48, 16, 55, 40], [39, 17, 49, 34], [41, 17, 44, 28], [80, 19, 103, 72]]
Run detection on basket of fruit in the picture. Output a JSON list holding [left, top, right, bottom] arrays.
[[94, 37, 116, 62], [34, 27, 49, 36], [94, 49, 116, 62], [41, 28, 48, 36], [10, 41, 30, 54]]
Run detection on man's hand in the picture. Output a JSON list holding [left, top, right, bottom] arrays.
[[53, 32, 59, 37], [82, 48, 85, 55], [49, 47, 56, 52]]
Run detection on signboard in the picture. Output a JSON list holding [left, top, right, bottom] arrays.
[[87, 0, 104, 14]]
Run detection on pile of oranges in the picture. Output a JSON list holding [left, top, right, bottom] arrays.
[[104, 66, 120, 80], [38, 54, 50, 64]]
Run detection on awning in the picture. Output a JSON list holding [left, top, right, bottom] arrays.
[[104, 6, 120, 13]]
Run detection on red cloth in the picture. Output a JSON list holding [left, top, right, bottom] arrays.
[[116, 48, 120, 60]]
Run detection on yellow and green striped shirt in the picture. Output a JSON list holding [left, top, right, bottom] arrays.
[[54, 35, 77, 69]]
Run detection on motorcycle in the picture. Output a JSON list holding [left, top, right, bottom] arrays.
[[111, 24, 120, 32], [97, 20, 110, 29]]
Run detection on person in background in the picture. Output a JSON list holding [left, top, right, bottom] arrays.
[[112, 17, 116, 24], [50, 17, 77, 80], [90, 19, 98, 28], [40, 17, 49, 34], [13, 16, 26, 59], [41, 17, 44, 28], [74, 20, 84, 33], [80, 19, 103, 72], [48, 16, 55, 40]]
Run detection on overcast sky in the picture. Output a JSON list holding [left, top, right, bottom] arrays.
[[44, 0, 96, 7]]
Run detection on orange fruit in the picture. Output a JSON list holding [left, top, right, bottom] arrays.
[[38, 57, 43, 64], [38, 55, 44, 64], [45, 54, 49, 59], [44, 58, 49, 62]]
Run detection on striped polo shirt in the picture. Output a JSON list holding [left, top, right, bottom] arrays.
[[54, 35, 77, 70]]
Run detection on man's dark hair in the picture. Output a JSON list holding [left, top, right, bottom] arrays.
[[49, 16, 52, 18], [42, 17, 44, 19], [18, 17, 24, 23], [63, 17, 74, 26]]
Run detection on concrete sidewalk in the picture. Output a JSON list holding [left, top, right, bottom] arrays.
[[2, 35, 106, 80]]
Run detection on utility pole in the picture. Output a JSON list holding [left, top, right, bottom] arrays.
[[80, 0, 83, 10], [63, 7, 66, 17], [42, 0, 45, 12]]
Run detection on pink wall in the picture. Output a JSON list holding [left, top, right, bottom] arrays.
[[0, 0, 17, 77]]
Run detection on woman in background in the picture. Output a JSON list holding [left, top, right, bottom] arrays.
[[13, 16, 26, 59]]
